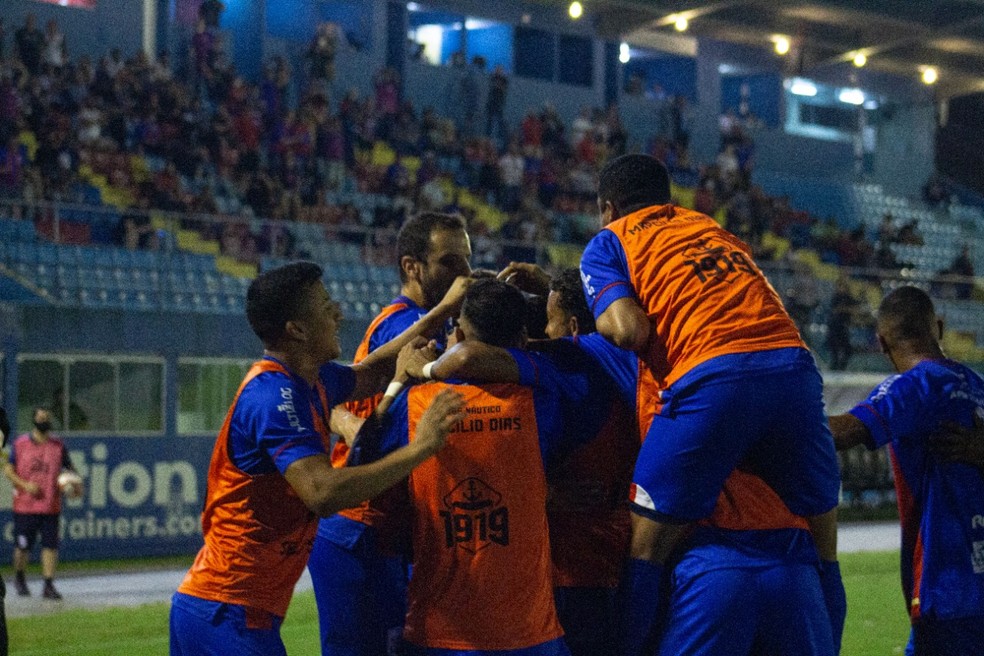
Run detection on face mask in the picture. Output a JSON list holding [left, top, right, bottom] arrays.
[[34, 421, 52, 433]]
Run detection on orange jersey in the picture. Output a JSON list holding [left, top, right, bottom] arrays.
[[334, 299, 419, 534], [178, 359, 337, 617], [581, 204, 804, 388], [402, 382, 563, 651]]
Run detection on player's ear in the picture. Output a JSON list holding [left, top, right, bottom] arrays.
[[569, 315, 579, 337], [401, 255, 420, 282], [284, 319, 307, 342], [876, 333, 889, 354]]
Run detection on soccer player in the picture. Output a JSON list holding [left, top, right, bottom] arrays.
[[310, 211, 471, 656], [500, 263, 845, 654], [580, 154, 840, 656], [169, 262, 467, 656], [385, 278, 613, 655], [827, 286, 984, 656]]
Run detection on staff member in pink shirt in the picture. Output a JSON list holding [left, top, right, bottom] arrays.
[[3, 407, 81, 600]]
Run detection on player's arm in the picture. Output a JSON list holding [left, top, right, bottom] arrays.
[[2, 450, 40, 497], [497, 261, 551, 296], [347, 276, 471, 399], [596, 297, 650, 353], [404, 340, 520, 383], [930, 412, 984, 472], [329, 405, 364, 446], [827, 413, 874, 451], [284, 388, 466, 517], [580, 231, 649, 351]]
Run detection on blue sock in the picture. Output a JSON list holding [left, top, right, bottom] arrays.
[[617, 558, 665, 656], [819, 560, 847, 655]]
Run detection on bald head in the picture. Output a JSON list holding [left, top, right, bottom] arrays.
[[876, 286, 938, 347]]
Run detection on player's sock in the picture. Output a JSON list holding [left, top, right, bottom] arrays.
[[14, 571, 28, 596], [617, 558, 665, 656], [819, 560, 846, 655]]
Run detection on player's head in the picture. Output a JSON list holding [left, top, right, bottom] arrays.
[[457, 278, 527, 348], [32, 407, 52, 433], [247, 262, 343, 361], [545, 268, 596, 339], [876, 286, 943, 362], [597, 154, 671, 225], [397, 212, 472, 309]]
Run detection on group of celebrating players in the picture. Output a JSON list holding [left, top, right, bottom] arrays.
[[168, 154, 984, 656]]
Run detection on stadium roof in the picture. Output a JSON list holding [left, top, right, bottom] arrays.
[[579, 0, 984, 98]]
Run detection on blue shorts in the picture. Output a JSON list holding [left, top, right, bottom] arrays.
[[169, 592, 285, 656], [657, 560, 834, 656], [554, 587, 616, 656], [309, 517, 408, 656], [631, 348, 840, 522], [403, 637, 571, 656], [908, 615, 984, 656]]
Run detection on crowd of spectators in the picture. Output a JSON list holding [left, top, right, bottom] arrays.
[[0, 13, 977, 325]]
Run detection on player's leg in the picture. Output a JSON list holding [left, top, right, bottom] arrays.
[[656, 564, 759, 656], [309, 533, 370, 656], [12, 513, 37, 596], [40, 514, 61, 599], [751, 563, 835, 656], [364, 547, 408, 655]]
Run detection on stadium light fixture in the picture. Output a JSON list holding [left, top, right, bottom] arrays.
[[921, 67, 938, 85], [406, 2, 420, 11], [619, 43, 631, 64], [569, 1, 583, 19], [853, 52, 867, 68], [773, 35, 791, 55], [838, 88, 865, 105], [674, 15, 689, 32], [789, 78, 818, 97]]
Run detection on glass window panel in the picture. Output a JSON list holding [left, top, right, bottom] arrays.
[[558, 35, 593, 87], [178, 363, 205, 434], [17, 359, 65, 431], [68, 361, 115, 431], [118, 362, 164, 432]]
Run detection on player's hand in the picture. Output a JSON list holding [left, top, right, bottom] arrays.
[[435, 276, 472, 316], [497, 262, 551, 296], [930, 412, 984, 471], [413, 389, 466, 458], [24, 481, 41, 497], [401, 341, 440, 380], [395, 338, 430, 383]]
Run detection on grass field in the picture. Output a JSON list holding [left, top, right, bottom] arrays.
[[8, 550, 910, 656]]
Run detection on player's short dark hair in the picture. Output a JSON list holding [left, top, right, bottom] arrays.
[[598, 154, 671, 214], [461, 278, 527, 348], [550, 268, 596, 334], [247, 261, 324, 346], [877, 285, 936, 343], [525, 293, 548, 340], [396, 212, 467, 283]]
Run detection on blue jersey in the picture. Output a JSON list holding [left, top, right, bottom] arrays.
[[229, 357, 356, 475], [849, 359, 984, 622], [377, 349, 610, 465], [567, 333, 639, 407]]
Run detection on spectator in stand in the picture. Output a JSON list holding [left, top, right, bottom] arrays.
[[41, 20, 67, 74], [785, 260, 821, 332], [485, 65, 508, 143], [374, 67, 400, 140], [14, 14, 44, 76], [0, 135, 26, 199], [498, 141, 525, 213], [306, 23, 338, 89], [898, 220, 923, 246], [827, 276, 864, 370], [940, 244, 975, 300], [0, 17, 6, 59], [199, 0, 225, 30], [923, 175, 950, 208]]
